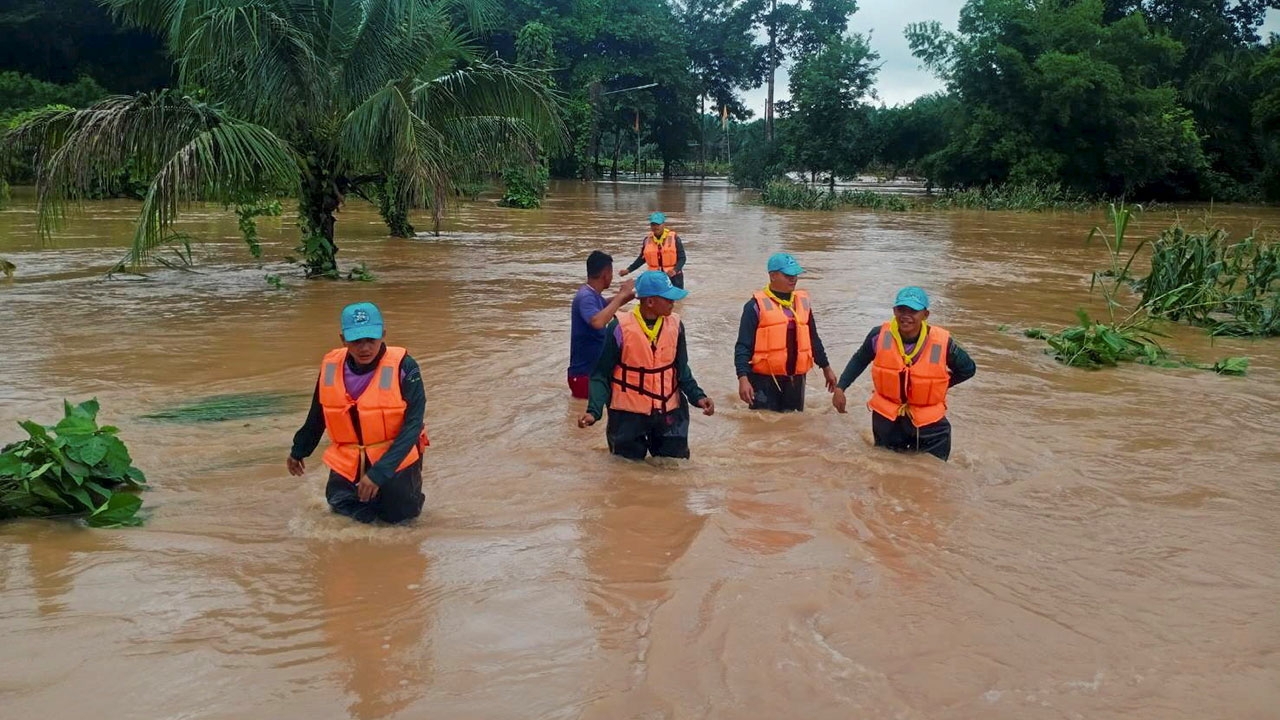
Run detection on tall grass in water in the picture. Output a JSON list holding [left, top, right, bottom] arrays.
[[760, 180, 911, 211], [931, 182, 1096, 212], [1139, 225, 1280, 337], [1027, 203, 1247, 374]]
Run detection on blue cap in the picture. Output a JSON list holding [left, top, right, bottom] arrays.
[[649, 212, 666, 224], [766, 252, 804, 275], [635, 270, 688, 301], [340, 302, 385, 341], [893, 286, 930, 311]]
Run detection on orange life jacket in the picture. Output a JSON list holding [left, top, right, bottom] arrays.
[[610, 311, 683, 414], [750, 289, 814, 376], [642, 229, 679, 272], [867, 322, 952, 427], [319, 346, 428, 483]]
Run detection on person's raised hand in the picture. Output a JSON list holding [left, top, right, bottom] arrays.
[[738, 376, 755, 406], [287, 456, 305, 476], [619, 268, 630, 277], [619, 279, 636, 302], [696, 397, 715, 416]]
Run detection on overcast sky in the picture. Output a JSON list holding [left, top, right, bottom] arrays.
[[742, 2, 1280, 114]]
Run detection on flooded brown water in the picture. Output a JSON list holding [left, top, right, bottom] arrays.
[[2, 181, 1279, 719]]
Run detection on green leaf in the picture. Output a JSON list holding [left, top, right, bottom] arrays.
[[18, 420, 53, 444], [87, 493, 143, 528], [1213, 357, 1249, 376], [55, 413, 98, 437], [64, 485, 96, 511], [77, 436, 110, 467]]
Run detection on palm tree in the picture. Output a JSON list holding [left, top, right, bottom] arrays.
[[7, 0, 563, 277]]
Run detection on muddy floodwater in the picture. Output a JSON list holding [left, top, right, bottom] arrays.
[[1, 181, 1278, 719]]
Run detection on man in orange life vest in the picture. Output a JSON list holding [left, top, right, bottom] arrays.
[[577, 270, 715, 459], [619, 212, 686, 289], [287, 302, 427, 523], [832, 287, 976, 461], [734, 252, 838, 411]]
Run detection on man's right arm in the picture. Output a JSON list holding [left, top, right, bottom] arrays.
[[624, 243, 647, 273], [588, 281, 635, 330], [290, 379, 326, 459], [837, 328, 881, 390], [734, 299, 759, 377], [585, 321, 621, 420]]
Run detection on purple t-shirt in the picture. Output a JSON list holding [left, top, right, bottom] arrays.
[[569, 284, 608, 375]]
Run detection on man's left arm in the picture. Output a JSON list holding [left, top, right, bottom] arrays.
[[676, 325, 708, 404], [947, 339, 977, 387], [808, 313, 831, 369], [675, 236, 687, 273], [366, 356, 426, 485]]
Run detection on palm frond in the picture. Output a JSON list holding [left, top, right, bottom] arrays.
[[9, 92, 298, 265], [179, 1, 323, 129], [413, 60, 567, 151]]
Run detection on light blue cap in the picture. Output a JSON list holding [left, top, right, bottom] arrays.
[[893, 286, 930, 311], [635, 270, 688, 301], [766, 252, 804, 275], [648, 211, 666, 224], [340, 302, 385, 341]]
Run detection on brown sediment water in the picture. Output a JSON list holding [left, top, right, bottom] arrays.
[[1, 181, 1278, 719]]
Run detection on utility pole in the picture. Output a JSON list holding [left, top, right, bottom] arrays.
[[599, 82, 657, 181], [766, 0, 777, 142]]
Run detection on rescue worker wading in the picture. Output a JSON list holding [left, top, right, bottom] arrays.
[[577, 271, 715, 459], [734, 252, 838, 412], [832, 287, 976, 461], [620, 212, 687, 289], [287, 302, 427, 523]]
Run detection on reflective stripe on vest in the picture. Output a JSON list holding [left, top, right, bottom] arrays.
[[867, 322, 951, 428], [610, 312, 682, 414], [318, 346, 427, 482], [750, 289, 814, 376]]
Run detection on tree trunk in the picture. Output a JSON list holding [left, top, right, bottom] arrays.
[[612, 129, 622, 180], [299, 164, 342, 279], [377, 177, 415, 238], [828, 172, 836, 192]]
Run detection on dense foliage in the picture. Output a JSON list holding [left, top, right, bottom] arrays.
[[0, 400, 147, 528], [1, 0, 1277, 218]]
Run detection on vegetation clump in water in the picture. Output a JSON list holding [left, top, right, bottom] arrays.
[[141, 393, 302, 423], [760, 179, 1102, 213], [1027, 204, 1248, 374], [0, 399, 147, 527], [1139, 225, 1279, 337]]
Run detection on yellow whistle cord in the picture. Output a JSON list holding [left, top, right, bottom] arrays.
[[762, 286, 794, 309], [633, 305, 663, 345], [889, 318, 929, 364]]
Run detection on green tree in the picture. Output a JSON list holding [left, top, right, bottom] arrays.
[[7, 0, 562, 277], [906, 0, 1206, 198], [1254, 41, 1280, 200], [781, 34, 879, 189]]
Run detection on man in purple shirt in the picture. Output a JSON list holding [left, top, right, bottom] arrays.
[[569, 251, 635, 398]]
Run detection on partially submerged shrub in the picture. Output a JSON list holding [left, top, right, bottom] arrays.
[[0, 400, 147, 527]]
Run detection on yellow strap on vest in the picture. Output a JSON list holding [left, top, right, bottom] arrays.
[[632, 305, 664, 345], [762, 286, 794, 309], [889, 319, 929, 364]]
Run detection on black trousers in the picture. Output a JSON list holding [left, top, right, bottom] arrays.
[[670, 272, 685, 289], [748, 373, 806, 412], [605, 403, 691, 460], [325, 460, 425, 524], [871, 414, 952, 461]]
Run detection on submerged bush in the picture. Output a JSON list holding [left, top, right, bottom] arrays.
[[500, 164, 549, 209], [0, 400, 147, 527], [760, 180, 911, 211], [1139, 225, 1280, 337], [931, 182, 1095, 211]]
